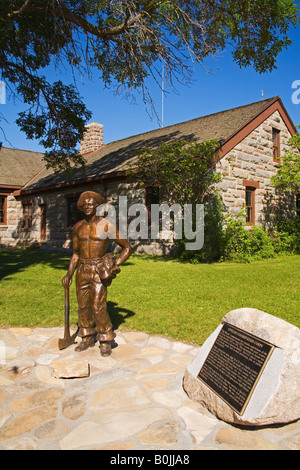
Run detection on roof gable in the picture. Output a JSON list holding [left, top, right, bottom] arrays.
[[0, 147, 45, 187], [218, 96, 296, 159]]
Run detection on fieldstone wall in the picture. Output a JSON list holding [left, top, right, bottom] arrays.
[[11, 181, 171, 255], [215, 110, 293, 224], [0, 194, 23, 246], [0, 196, 50, 247], [31, 184, 107, 250]]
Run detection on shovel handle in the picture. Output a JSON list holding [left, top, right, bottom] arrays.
[[58, 284, 78, 349], [64, 286, 70, 335]]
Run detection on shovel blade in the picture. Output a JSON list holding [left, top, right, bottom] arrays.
[[58, 331, 78, 350]]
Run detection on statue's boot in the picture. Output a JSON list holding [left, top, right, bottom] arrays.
[[75, 335, 95, 352], [100, 341, 112, 357]]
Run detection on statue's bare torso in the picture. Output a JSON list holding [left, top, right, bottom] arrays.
[[74, 216, 111, 259]]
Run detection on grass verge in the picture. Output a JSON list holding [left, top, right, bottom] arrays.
[[0, 248, 299, 345]]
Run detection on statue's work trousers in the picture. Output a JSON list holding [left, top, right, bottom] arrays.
[[75, 258, 115, 342]]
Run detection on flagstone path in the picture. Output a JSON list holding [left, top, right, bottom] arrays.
[[0, 327, 299, 450]]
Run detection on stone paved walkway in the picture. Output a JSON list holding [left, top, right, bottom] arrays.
[[0, 327, 299, 450]]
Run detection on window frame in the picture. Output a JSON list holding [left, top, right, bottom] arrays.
[[243, 180, 259, 226], [245, 187, 256, 225], [66, 194, 84, 227], [145, 185, 160, 222], [40, 203, 47, 241], [272, 128, 281, 162], [0, 194, 7, 225], [22, 200, 33, 230]]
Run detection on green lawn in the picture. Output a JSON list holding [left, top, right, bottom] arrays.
[[0, 248, 299, 345]]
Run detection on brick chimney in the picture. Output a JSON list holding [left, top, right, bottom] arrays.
[[80, 122, 104, 155]]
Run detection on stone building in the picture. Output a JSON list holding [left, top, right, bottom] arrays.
[[0, 96, 297, 253], [0, 147, 45, 245]]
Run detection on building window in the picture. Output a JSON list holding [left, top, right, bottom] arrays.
[[146, 186, 159, 211], [40, 204, 47, 241], [0, 195, 7, 224], [245, 188, 255, 224], [22, 202, 33, 229], [67, 197, 83, 226], [146, 186, 160, 222], [146, 186, 160, 206], [272, 128, 280, 161], [243, 180, 259, 225]]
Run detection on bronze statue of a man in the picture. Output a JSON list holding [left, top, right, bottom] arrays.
[[62, 191, 132, 356]]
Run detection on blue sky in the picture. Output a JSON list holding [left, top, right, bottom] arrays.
[[1, 25, 300, 153]]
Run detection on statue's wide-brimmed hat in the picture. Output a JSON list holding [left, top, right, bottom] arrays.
[[77, 191, 105, 211]]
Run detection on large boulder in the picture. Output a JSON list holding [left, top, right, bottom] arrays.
[[183, 308, 300, 426]]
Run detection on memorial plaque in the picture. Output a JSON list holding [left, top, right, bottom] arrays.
[[197, 322, 275, 415]]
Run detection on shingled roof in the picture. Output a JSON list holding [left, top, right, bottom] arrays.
[[0, 147, 45, 187], [21, 95, 294, 194]]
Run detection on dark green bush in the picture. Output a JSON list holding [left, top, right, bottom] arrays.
[[273, 216, 300, 254], [175, 204, 299, 264]]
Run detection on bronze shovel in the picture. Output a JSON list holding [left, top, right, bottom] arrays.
[[58, 286, 78, 350]]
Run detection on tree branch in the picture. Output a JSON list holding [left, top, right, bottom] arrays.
[[8, 0, 146, 42], [8, 0, 34, 17]]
